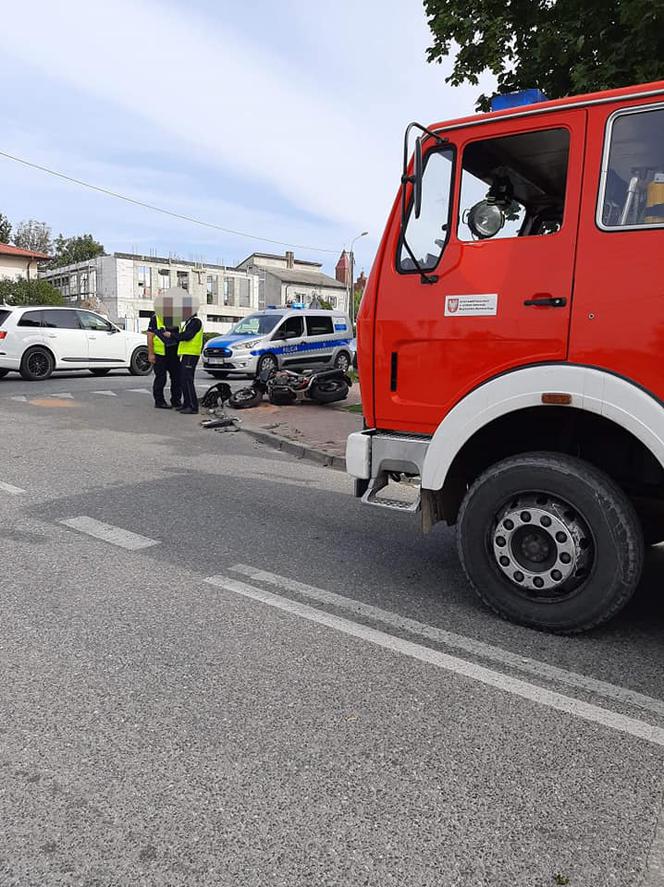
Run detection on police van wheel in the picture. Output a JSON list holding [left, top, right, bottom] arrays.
[[129, 347, 151, 376], [456, 452, 644, 634], [257, 354, 278, 376], [334, 351, 351, 372]]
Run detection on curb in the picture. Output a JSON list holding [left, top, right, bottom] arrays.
[[242, 426, 346, 471]]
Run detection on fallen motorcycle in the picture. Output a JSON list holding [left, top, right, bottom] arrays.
[[228, 366, 351, 409]]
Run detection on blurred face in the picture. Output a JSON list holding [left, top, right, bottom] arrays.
[[154, 287, 199, 326]]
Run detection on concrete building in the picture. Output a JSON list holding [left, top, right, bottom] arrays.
[[237, 251, 348, 313], [0, 243, 50, 281], [40, 252, 259, 334]]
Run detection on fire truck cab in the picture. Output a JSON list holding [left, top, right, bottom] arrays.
[[347, 80, 664, 633]]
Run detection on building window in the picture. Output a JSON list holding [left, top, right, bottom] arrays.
[[138, 265, 151, 297], [206, 274, 219, 305], [207, 314, 238, 323], [177, 270, 189, 290], [158, 268, 170, 290], [79, 271, 88, 294], [89, 270, 97, 294], [237, 277, 251, 307], [224, 278, 235, 306], [70, 274, 78, 295]]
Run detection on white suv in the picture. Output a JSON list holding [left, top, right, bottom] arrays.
[[0, 305, 151, 381]]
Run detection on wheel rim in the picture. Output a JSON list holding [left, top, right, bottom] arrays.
[[335, 353, 349, 371], [27, 351, 50, 378], [135, 350, 150, 372], [260, 355, 277, 374], [490, 493, 594, 601]]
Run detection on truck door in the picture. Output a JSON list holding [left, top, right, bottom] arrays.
[[374, 109, 586, 435]]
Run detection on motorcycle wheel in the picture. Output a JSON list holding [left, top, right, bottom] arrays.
[[309, 380, 349, 404], [228, 386, 264, 409]]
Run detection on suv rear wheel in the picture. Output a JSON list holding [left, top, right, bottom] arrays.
[[20, 347, 55, 381], [457, 452, 644, 633]]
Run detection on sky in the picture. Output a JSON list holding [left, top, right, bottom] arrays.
[[0, 0, 493, 278]]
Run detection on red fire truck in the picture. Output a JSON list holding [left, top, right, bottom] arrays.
[[347, 79, 664, 633]]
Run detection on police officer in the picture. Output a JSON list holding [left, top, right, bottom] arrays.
[[163, 307, 203, 415], [148, 311, 182, 410]]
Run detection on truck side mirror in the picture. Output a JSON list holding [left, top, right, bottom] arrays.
[[413, 136, 423, 219]]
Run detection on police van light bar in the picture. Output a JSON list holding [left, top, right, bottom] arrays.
[[490, 89, 548, 112]]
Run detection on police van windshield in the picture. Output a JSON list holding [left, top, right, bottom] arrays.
[[229, 314, 284, 336]]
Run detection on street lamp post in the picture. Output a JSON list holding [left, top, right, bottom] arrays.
[[348, 231, 368, 326]]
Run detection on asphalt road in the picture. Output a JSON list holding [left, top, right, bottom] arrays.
[[1, 367, 664, 886]]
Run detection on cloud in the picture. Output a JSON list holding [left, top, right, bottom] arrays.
[[0, 0, 494, 273]]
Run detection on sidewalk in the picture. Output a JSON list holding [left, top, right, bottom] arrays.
[[225, 383, 363, 469]]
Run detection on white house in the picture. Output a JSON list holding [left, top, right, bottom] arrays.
[[237, 251, 348, 313], [0, 243, 50, 281]]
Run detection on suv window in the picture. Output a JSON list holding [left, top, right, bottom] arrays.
[[0, 309, 11, 327], [306, 316, 334, 336], [275, 316, 304, 339], [458, 128, 570, 241], [600, 105, 664, 228], [42, 309, 81, 330], [399, 147, 454, 272], [18, 310, 42, 327], [77, 311, 113, 332]]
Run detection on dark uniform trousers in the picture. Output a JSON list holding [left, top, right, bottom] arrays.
[[153, 351, 182, 407], [180, 354, 200, 411]]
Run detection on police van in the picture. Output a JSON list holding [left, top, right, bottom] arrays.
[[202, 307, 353, 378]]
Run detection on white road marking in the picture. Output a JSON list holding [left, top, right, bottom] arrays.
[[231, 563, 664, 720], [207, 575, 664, 748], [49, 392, 74, 399], [10, 396, 28, 403], [60, 516, 160, 550], [92, 390, 118, 397], [128, 388, 151, 394], [644, 792, 664, 886], [0, 481, 25, 495]]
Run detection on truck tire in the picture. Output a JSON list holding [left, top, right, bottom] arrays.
[[456, 452, 644, 633]]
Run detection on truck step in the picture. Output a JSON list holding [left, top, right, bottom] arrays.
[[361, 474, 420, 513]]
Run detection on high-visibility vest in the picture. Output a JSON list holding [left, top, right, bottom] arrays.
[[152, 314, 167, 356], [177, 317, 203, 356]]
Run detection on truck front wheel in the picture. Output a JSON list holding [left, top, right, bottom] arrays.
[[457, 452, 644, 633]]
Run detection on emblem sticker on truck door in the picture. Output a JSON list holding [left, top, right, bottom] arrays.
[[444, 294, 498, 316]]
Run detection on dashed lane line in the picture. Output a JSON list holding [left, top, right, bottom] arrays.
[[48, 392, 74, 399], [0, 481, 25, 495], [230, 563, 664, 720], [207, 574, 664, 748], [60, 516, 160, 550], [92, 390, 118, 397]]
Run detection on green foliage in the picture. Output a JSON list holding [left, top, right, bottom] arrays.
[[51, 233, 105, 268], [13, 219, 52, 254], [0, 213, 11, 244], [318, 298, 334, 310], [423, 0, 664, 110], [0, 277, 64, 306]]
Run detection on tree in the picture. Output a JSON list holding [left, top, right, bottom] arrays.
[[13, 219, 52, 255], [0, 277, 63, 306], [423, 0, 664, 110], [51, 233, 105, 268], [0, 213, 11, 244]]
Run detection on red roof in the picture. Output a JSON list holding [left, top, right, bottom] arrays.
[[0, 242, 50, 260]]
